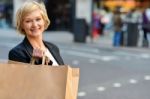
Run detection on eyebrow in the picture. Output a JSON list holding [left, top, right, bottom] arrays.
[[23, 15, 42, 20]]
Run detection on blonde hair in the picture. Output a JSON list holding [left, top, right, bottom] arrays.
[[16, 1, 50, 35]]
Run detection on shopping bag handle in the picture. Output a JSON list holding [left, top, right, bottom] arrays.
[[30, 56, 50, 65]]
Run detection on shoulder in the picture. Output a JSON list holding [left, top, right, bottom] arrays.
[[8, 42, 26, 59], [9, 42, 25, 53], [8, 41, 31, 63]]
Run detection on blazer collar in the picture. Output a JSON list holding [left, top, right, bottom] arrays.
[[23, 37, 33, 57], [44, 42, 62, 65]]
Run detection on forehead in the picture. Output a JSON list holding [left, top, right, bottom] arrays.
[[23, 9, 43, 19]]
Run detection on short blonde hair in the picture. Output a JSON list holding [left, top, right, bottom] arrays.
[[16, 1, 50, 35]]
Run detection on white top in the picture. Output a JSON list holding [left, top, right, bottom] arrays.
[[44, 48, 58, 66]]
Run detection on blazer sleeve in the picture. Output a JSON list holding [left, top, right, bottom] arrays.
[[8, 48, 30, 63]]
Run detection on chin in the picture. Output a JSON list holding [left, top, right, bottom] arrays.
[[29, 32, 40, 37]]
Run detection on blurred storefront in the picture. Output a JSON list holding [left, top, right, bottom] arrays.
[[94, 0, 150, 12], [102, 0, 137, 12], [0, 0, 13, 28], [44, 0, 71, 31], [4, 0, 150, 31]]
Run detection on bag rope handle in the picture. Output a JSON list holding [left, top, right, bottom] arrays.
[[30, 55, 50, 65]]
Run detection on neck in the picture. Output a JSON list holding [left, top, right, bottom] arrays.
[[27, 36, 46, 51]]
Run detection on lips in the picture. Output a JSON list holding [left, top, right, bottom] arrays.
[[30, 28, 40, 32]]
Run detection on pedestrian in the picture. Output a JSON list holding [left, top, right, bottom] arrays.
[[8, 1, 64, 66], [142, 6, 150, 47], [112, 7, 123, 47], [92, 11, 101, 40]]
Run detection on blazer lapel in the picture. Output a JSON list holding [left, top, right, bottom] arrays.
[[44, 42, 63, 65], [23, 37, 33, 58]]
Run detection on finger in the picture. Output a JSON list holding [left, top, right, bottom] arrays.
[[33, 48, 43, 58]]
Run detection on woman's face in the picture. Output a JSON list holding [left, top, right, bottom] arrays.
[[22, 9, 45, 38]]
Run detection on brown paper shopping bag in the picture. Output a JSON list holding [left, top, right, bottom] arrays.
[[0, 61, 79, 99]]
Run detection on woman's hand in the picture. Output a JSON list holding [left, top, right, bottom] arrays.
[[32, 48, 44, 59]]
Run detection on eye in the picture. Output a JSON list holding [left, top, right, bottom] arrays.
[[25, 20, 31, 23], [36, 18, 41, 21]]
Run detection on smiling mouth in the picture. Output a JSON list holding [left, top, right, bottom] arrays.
[[31, 28, 39, 31], [30, 30, 39, 34]]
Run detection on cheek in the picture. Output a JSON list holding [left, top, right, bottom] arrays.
[[40, 20, 45, 27], [22, 23, 31, 30], [40, 22, 45, 28]]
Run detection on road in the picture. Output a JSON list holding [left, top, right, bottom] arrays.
[[0, 28, 150, 99], [59, 43, 150, 99]]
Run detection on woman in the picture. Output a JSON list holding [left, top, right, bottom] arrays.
[[8, 1, 64, 65]]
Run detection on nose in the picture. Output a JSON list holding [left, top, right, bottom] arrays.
[[32, 20, 38, 27]]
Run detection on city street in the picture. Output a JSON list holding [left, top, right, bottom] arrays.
[[0, 28, 150, 99]]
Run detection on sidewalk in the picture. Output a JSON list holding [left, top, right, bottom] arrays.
[[1, 28, 150, 52], [0, 28, 112, 47]]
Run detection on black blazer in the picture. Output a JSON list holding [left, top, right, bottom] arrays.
[[8, 37, 64, 65]]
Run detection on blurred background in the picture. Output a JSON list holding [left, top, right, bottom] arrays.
[[0, 0, 150, 99], [1, 0, 150, 47]]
